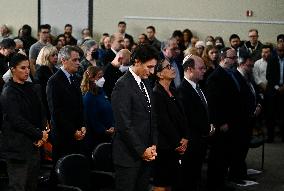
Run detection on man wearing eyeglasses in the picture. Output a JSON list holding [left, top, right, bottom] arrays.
[[242, 29, 263, 62], [206, 47, 243, 191]]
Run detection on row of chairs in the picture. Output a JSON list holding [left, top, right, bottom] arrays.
[[0, 142, 115, 191]]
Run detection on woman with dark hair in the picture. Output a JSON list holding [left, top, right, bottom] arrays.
[[137, 33, 149, 45], [0, 53, 48, 191], [183, 29, 193, 48], [152, 58, 188, 191], [81, 66, 114, 158], [215, 36, 225, 51]]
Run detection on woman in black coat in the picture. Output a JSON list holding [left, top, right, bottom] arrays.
[[152, 58, 189, 191], [0, 53, 49, 191]]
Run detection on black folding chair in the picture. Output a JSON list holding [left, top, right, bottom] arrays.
[[92, 143, 115, 190], [55, 154, 91, 191]]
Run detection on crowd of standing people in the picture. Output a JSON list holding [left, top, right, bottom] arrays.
[[0, 21, 284, 191]]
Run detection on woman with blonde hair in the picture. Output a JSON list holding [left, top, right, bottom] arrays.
[[81, 66, 114, 159], [34, 45, 58, 121]]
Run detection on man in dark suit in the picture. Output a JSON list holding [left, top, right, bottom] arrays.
[[103, 33, 124, 67], [206, 48, 241, 191], [232, 50, 262, 181], [103, 49, 131, 100], [266, 42, 284, 142], [47, 45, 86, 163], [111, 44, 159, 191], [177, 55, 211, 191]]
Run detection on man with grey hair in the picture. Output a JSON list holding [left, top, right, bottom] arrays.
[[76, 39, 99, 80], [47, 45, 86, 163], [161, 38, 183, 88]]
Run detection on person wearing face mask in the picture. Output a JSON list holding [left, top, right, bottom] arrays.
[[81, 66, 115, 159], [103, 49, 131, 100], [76, 40, 99, 81]]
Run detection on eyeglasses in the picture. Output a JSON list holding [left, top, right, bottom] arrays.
[[249, 35, 258, 38], [226, 56, 237, 60], [161, 64, 172, 70], [51, 53, 58, 57]]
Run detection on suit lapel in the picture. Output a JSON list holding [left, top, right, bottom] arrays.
[[125, 71, 150, 111]]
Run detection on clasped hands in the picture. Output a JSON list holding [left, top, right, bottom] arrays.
[[142, 145, 157, 162], [175, 138, 188, 155], [34, 128, 50, 147], [74, 127, 87, 140]]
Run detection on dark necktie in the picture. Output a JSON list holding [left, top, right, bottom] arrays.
[[196, 84, 208, 109], [140, 81, 151, 110], [70, 75, 77, 88], [228, 69, 240, 91]]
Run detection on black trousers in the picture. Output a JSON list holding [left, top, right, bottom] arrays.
[[180, 139, 207, 191], [114, 162, 152, 191], [5, 152, 40, 191]]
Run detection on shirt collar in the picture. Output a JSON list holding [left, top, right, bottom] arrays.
[[111, 48, 118, 55], [184, 76, 197, 89], [129, 66, 141, 84], [60, 66, 72, 80]]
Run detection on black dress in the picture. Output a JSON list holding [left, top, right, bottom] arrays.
[[152, 82, 188, 187]]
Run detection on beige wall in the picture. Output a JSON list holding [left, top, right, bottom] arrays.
[[0, 0, 38, 37], [93, 0, 284, 44], [1, 0, 284, 44]]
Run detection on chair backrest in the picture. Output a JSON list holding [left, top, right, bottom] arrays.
[[92, 142, 114, 172], [55, 154, 91, 190]]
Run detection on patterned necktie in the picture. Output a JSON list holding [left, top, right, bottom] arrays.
[[196, 84, 208, 109]]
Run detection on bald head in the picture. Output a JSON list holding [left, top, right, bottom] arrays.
[[183, 55, 206, 83], [110, 33, 124, 51], [112, 49, 131, 67], [118, 49, 131, 65]]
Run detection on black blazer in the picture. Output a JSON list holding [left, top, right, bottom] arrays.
[[111, 71, 157, 167], [152, 82, 188, 150], [103, 49, 116, 67], [46, 69, 84, 150], [206, 66, 242, 130], [266, 56, 282, 95], [234, 70, 257, 120], [34, 65, 58, 120], [177, 79, 209, 141], [103, 63, 123, 100]]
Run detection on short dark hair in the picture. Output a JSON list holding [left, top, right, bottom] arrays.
[[9, 53, 29, 68], [262, 44, 273, 51], [146, 26, 156, 33], [0, 38, 16, 49], [249, 29, 258, 35], [130, 44, 159, 65], [229, 34, 240, 42], [277, 34, 284, 42], [183, 58, 195, 71], [118, 21, 126, 26], [65, 24, 72, 28], [39, 24, 50, 32], [172, 30, 183, 38]]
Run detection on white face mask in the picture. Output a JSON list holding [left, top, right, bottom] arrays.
[[119, 65, 129, 73], [95, 77, 105, 87]]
